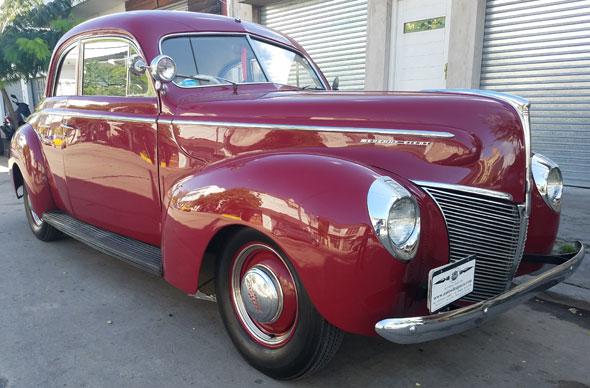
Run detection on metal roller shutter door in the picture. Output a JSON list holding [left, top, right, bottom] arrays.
[[480, 0, 590, 187], [260, 0, 368, 90]]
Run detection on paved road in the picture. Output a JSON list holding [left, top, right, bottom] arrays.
[[0, 159, 589, 388]]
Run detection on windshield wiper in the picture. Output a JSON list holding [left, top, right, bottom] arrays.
[[176, 73, 239, 94]]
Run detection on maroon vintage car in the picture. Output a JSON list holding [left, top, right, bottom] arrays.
[[8, 11, 585, 379]]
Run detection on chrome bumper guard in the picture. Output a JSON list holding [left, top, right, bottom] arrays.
[[375, 241, 586, 344]]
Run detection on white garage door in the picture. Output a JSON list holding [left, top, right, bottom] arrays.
[[390, 0, 451, 90], [480, 0, 590, 188], [260, 0, 368, 90]]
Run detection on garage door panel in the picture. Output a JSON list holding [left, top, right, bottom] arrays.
[[484, 37, 590, 55], [484, 22, 590, 42], [482, 65, 590, 80], [261, 0, 367, 91], [487, 0, 588, 13], [481, 0, 590, 187], [482, 75, 590, 87], [486, 8, 590, 29]]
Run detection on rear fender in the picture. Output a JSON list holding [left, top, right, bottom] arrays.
[[161, 153, 415, 335], [9, 124, 55, 215]]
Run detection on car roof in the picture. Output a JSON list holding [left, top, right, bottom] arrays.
[[58, 10, 302, 55]]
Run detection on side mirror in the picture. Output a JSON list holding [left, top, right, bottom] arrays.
[[331, 76, 339, 91], [150, 55, 176, 83], [128, 55, 147, 76]]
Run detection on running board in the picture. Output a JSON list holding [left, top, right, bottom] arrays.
[[43, 212, 162, 276]]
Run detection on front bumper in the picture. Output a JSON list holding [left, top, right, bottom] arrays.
[[375, 241, 585, 344]]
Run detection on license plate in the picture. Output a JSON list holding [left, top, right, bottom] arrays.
[[428, 256, 476, 312]]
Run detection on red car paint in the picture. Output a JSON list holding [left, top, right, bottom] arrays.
[[9, 11, 559, 336]]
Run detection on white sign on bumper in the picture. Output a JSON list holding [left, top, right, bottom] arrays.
[[428, 256, 476, 312]]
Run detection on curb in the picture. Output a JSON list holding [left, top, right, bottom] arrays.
[[537, 283, 590, 312]]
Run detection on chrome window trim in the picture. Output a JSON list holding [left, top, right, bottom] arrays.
[[424, 88, 532, 287], [158, 31, 328, 90], [52, 41, 80, 97], [245, 34, 271, 82], [411, 180, 513, 201]]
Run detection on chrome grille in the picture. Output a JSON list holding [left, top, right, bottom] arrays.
[[423, 186, 528, 302]]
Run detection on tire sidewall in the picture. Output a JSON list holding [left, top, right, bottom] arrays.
[[216, 229, 326, 379], [23, 186, 45, 235]]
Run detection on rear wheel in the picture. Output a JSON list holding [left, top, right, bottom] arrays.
[[23, 186, 60, 241], [215, 229, 343, 380]]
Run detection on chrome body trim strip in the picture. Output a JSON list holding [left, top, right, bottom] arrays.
[[43, 108, 157, 124], [375, 241, 585, 344], [171, 119, 455, 138], [37, 109, 454, 138], [412, 180, 513, 201]]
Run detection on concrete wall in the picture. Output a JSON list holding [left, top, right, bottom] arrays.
[[446, 0, 486, 88], [72, 0, 125, 20], [227, 0, 255, 22], [364, 0, 392, 91]]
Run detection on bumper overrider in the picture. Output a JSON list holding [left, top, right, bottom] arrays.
[[375, 241, 586, 344]]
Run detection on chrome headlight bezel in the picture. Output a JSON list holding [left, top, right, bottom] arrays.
[[532, 154, 563, 212], [367, 177, 420, 261]]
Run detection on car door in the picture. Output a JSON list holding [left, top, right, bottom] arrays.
[[62, 36, 161, 246], [34, 42, 79, 214]]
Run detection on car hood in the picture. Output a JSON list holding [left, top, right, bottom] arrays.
[[166, 88, 527, 202]]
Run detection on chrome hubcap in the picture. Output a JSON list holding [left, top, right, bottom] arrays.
[[240, 265, 283, 324], [231, 243, 298, 348]]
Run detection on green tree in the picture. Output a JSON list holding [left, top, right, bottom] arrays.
[[0, 0, 75, 124]]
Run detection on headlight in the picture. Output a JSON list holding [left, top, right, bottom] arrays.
[[532, 154, 563, 212], [367, 177, 420, 261]]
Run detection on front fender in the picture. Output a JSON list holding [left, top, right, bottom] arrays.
[[9, 124, 55, 215], [161, 153, 448, 335]]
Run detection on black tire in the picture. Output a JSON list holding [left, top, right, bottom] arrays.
[[23, 186, 61, 242], [215, 229, 343, 380]]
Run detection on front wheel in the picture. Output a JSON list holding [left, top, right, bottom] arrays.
[[23, 186, 61, 241], [215, 229, 343, 380]]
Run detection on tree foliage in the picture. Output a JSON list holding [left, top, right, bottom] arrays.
[[0, 0, 75, 82]]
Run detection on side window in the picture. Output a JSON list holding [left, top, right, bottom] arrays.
[[82, 39, 152, 97], [55, 46, 79, 97]]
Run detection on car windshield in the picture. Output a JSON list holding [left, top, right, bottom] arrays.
[[161, 35, 324, 90]]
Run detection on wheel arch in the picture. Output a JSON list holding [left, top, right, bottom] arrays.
[[196, 224, 249, 296], [160, 152, 411, 336], [9, 124, 56, 214]]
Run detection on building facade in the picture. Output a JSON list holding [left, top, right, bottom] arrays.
[[231, 0, 590, 188], [6, 0, 588, 187]]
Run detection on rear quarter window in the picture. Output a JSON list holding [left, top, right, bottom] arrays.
[[55, 45, 79, 97]]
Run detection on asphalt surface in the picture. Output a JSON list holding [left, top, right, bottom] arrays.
[[0, 157, 589, 388]]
